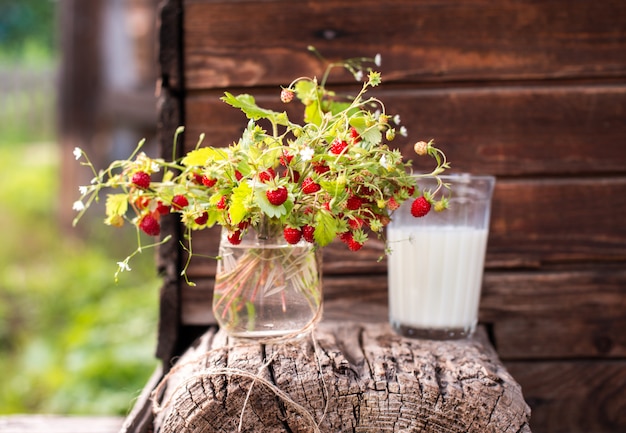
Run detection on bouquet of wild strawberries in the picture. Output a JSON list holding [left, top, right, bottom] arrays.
[[73, 51, 448, 280]]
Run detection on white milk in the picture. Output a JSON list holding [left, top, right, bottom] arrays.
[[387, 225, 488, 333]]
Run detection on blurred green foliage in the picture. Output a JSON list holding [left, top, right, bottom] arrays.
[[0, 2, 161, 414], [0, 0, 56, 60], [0, 141, 161, 415]]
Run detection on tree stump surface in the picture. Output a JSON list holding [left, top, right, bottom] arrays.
[[153, 321, 531, 433]]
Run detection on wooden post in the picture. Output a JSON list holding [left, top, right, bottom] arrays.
[[153, 322, 531, 432]]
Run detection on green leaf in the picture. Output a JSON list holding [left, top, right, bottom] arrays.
[[314, 211, 337, 247], [360, 126, 382, 145], [304, 100, 322, 126], [221, 92, 289, 125], [181, 147, 227, 166], [229, 182, 253, 225], [105, 194, 128, 218]]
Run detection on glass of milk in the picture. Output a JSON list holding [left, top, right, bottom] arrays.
[[387, 174, 495, 339]]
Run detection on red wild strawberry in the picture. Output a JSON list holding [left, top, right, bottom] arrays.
[[227, 230, 242, 245], [387, 197, 400, 211], [171, 194, 189, 210], [216, 196, 227, 210], [339, 231, 363, 252], [349, 127, 361, 143], [411, 196, 431, 218], [134, 196, 150, 210], [347, 238, 364, 252], [234, 170, 243, 181], [302, 177, 321, 194], [156, 201, 170, 215], [302, 225, 315, 243], [202, 176, 217, 187], [280, 150, 293, 166], [238, 220, 250, 231], [131, 171, 151, 189], [290, 170, 301, 183], [266, 186, 288, 205], [329, 138, 349, 155], [139, 214, 160, 236], [194, 212, 208, 225], [280, 88, 294, 103], [312, 161, 330, 174], [346, 195, 364, 210], [259, 168, 276, 183], [283, 227, 302, 244], [192, 173, 204, 184], [348, 216, 364, 230]]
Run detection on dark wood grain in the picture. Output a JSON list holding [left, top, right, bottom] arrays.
[[506, 360, 626, 433], [183, 0, 626, 89], [183, 84, 626, 177], [178, 267, 626, 360]]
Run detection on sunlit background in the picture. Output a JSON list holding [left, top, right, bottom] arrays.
[[0, 0, 161, 415]]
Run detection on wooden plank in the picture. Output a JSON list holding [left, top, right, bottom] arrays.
[[180, 268, 626, 361], [176, 176, 626, 280], [0, 416, 123, 433], [480, 266, 626, 359], [182, 0, 626, 89], [184, 84, 626, 177], [506, 360, 626, 433]]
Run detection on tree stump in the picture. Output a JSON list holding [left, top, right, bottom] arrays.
[[153, 321, 531, 432]]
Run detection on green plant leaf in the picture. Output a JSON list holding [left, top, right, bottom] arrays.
[[105, 194, 128, 217], [181, 147, 227, 166], [229, 182, 253, 225], [221, 92, 289, 125], [314, 211, 337, 247]]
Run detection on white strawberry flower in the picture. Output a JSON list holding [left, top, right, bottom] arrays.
[[380, 154, 392, 170], [117, 261, 131, 272], [299, 146, 314, 161], [78, 186, 88, 195], [73, 200, 85, 211], [374, 53, 382, 67], [73, 147, 82, 160]]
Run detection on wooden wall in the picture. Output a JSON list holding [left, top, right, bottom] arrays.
[[156, 1, 626, 432]]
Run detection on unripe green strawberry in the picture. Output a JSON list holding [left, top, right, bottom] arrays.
[[283, 227, 302, 244], [139, 214, 160, 236], [131, 171, 151, 189], [411, 196, 431, 217], [266, 186, 288, 205]]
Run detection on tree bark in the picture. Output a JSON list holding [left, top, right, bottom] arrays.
[[153, 321, 531, 433]]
